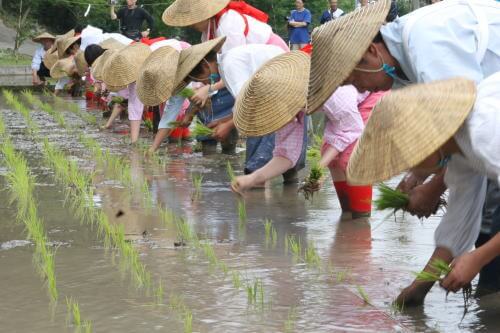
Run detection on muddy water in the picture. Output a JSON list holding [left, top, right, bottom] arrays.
[[0, 95, 498, 333]]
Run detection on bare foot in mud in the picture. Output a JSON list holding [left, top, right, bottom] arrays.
[[395, 281, 433, 307]]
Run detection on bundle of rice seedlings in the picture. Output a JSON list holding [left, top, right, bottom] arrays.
[[111, 96, 126, 105], [190, 118, 213, 138], [299, 163, 324, 200], [414, 258, 451, 282], [144, 119, 154, 132], [375, 183, 447, 214], [179, 88, 195, 99]]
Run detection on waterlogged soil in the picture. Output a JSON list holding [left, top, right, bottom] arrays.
[[0, 95, 499, 333]]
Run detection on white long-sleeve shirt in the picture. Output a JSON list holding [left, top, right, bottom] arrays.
[[435, 73, 500, 257], [380, 0, 500, 256], [31, 46, 45, 71]]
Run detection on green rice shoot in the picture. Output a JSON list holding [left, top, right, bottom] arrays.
[[190, 118, 213, 138], [179, 88, 195, 99], [374, 183, 409, 212], [414, 258, 451, 282], [356, 285, 370, 304]]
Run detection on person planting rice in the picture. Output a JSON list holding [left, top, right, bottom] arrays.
[[230, 50, 386, 219], [165, 37, 300, 179], [135, 39, 194, 154], [308, 0, 500, 305], [162, 0, 289, 144], [346, 74, 500, 302], [101, 43, 152, 143]]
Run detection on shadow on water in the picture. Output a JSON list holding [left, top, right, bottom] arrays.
[[0, 94, 498, 332]]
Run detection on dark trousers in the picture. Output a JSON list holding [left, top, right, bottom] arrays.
[[37, 62, 51, 80], [476, 181, 500, 295]]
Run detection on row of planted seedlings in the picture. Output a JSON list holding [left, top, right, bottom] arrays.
[[16, 90, 196, 330], [20, 91, 358, 328], [0, 104, 92, 332]]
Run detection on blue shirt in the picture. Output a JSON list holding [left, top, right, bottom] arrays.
[[289, 9, 312, 44]]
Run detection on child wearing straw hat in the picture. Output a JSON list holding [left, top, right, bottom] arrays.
[[308, 0, 500, 304], [231, 50, 386, 219], [101, 43, 152, 143], [31, 32, 56, 86], [162, 0, 289, 125], [346, 73, 500, 300]]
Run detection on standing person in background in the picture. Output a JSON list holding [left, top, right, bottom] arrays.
[[31, 33, 56, 86], [320, 0, 344, 24], [110, 0, 154, 41], [288, 0, 312, 50]]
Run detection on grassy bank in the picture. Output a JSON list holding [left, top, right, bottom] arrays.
[[0, 49, 31, 66]]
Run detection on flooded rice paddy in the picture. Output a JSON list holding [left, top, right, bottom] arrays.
[[0, 91, 498, 332]]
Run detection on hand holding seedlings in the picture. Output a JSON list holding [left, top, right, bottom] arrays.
[[190, 118, 214, 138]]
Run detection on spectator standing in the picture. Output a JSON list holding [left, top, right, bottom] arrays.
[[320, 0, 344, 24], [110, 0, 154, 41], [288, 0, 312, 50], [31, 33, 55, 86]]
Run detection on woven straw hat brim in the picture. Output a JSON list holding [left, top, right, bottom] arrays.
[[99, 38, 127, 50], [50, 58, 75, 79], [33, 32, 56, 42], [136, 46, 180, 106], [346, 77, 477, 185], [57, 36, 81, 59], [74, 51, 88, 76], [234, 51, 310, 137], [307, 0, 391, 115], [174, 36, 226, 92], [102, 43, 152, 87], [43, 51, 59, 70], [107, 84, 128, 92], [162, 0, 230, 27], [91, 49, 117, 81]]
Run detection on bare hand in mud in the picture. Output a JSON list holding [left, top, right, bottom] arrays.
[[440, 252, 482, 293], [191, 85, 210, 107], [395, 282, 429, 307], [231, 175, 255, 194], [406, 183, 443, 218]]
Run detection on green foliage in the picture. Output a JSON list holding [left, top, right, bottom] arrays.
[[374, 183, 409, 211]]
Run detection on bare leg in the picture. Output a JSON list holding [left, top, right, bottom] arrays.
[[103, 104, 124, 129], [130, 120, 141, 143], [395, 247, 453, 307], [149, 128, 172, 154]]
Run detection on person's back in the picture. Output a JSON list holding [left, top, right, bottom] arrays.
[[320, 0, 344, 24], [381, 0, 500, 85]]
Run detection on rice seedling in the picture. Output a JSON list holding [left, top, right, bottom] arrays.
[[336, 269, 350, 283], [414, 258, 451, 282], [202, 242, 218, 267], [226, 161, 235, 182], [144, 119, 154, 132], [238, 199, 247, 223], [184, 310, 193, 333], [231, 271, 243, 289], [286, 234, 302, 262], [179, 87, 195, 99], [155, 278, 164, 305], [284, 306, 297, 333], [263, 219, 277, 247], [3, 90, 39, 134], [190, 118, 213, 138], [304, 242, 321, 268], [356, 285, 371, 305], [246, 278, 265, 308], [191, 173, 203, 201], [66, 297, 81, 326], [299, 163, 324, 200]]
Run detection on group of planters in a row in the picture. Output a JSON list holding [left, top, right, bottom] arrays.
[[45, 0, 500, 309]]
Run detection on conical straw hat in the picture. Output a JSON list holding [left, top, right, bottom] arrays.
[[173, 36, 226, 94], [33, 32, 56, 43], [57, 36, 81, 59], [162, 0, 230, 27], [74, 51, 87, 76], [346, 77, 477, 185], [43, 50, 58, 70], [99, 38, 127, 50], [50, 57, 76, 79], [136, 46, 180, 106], [102, 43, 152, 88], [234, 51, 310, 137], [106, 84, 128, 93], [91, 49, 116, 81], [307, 0, 390, 114]]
